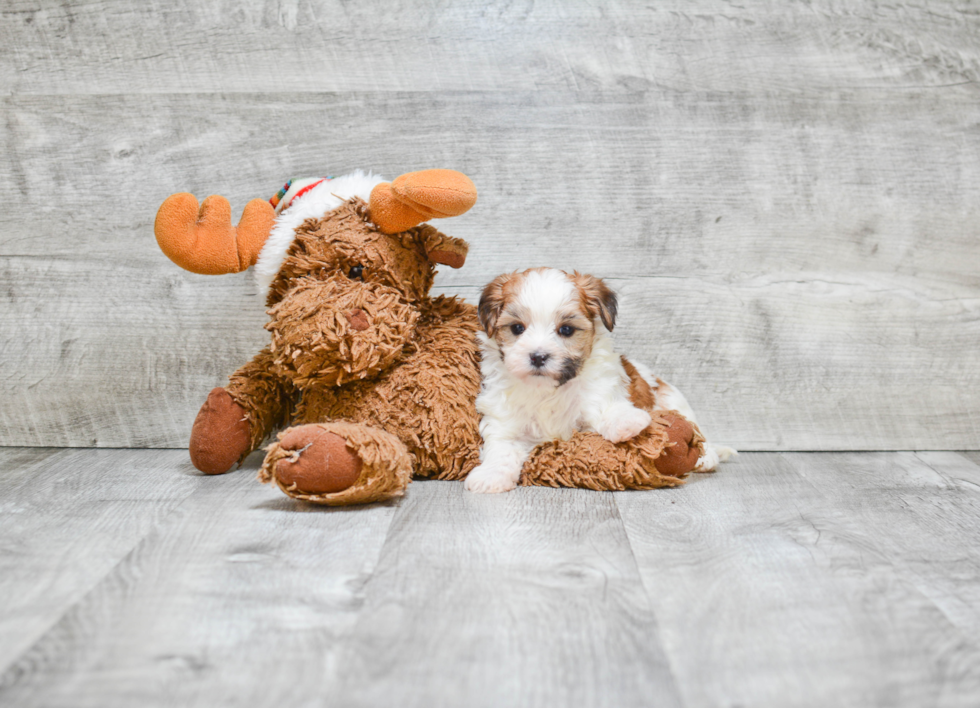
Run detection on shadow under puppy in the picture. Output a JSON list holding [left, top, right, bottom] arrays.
[[467, 267, 735, 493]]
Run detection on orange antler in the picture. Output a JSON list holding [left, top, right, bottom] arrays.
[[369, 169, 477, 234], [154, 194, 275, 275]]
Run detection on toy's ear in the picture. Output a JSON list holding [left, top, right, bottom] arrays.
[[369, 169, 477, 234], [416, 225, 469, 269], [154, 193, 274, 275], [570, 271, 618, 331], [478, 273, 516, 337]]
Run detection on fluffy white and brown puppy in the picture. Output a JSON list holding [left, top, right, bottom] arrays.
[[465, 267, 734, 494]]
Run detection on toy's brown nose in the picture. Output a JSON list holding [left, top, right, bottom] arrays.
[[346, 309, 369, 331]]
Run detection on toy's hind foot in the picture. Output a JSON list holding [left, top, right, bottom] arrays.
[[259, 422, 413, 506], [652, 411, 705, 478]]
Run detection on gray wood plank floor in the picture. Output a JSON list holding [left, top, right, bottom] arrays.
[[2, 449, 979, 707]]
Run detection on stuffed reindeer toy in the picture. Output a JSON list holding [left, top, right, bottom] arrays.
[[154, 169, 706, 505]]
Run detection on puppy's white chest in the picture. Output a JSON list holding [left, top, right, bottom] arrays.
[[512, 387, 587, 443]]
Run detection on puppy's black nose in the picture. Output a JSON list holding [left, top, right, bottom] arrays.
[[530, 352, 550, 368]]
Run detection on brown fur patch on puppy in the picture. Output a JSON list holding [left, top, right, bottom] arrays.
[[569, 271, 618, 331], [548, 299, 596, 382], [621, 356, 655, 410], [478, 271, 521, 337]]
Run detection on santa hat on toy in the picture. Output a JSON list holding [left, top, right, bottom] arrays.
[[153, 169, 478, 294]]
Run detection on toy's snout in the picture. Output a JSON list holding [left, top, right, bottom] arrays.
[[266, 275, 420, 388]]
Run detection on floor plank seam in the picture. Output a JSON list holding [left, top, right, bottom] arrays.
[[0, 493, 195, 693]]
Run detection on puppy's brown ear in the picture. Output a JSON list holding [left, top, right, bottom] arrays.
[[416, 225, 469, 269], [478, 273, 515, 337], [571, 272, 618, 331]]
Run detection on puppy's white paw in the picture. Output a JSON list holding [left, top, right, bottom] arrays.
[[464, 464, 519, 494], [716, 446, 738, 462], [599, 407, 652, 444], [695, 444, 738, 472]]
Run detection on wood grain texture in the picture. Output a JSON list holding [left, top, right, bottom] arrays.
[[0, 447, 199, 674], [3, 449, 980, 706], [616, 452, 980, 708], [0, 450, 398, 707], [960, 451, 980, 468], [2, 1, 979, 449], [1, 1, 978, 94], [309, 479, 681, 708]]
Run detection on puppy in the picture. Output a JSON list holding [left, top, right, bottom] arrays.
[[465, 268, 734, 493]]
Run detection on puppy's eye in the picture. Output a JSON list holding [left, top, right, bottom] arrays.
[[348, 265, 364, 280], [510, 323, 525, 336], [558, 324, 576, 337]]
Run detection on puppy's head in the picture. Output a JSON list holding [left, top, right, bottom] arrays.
[[478, 268, 617, 386]]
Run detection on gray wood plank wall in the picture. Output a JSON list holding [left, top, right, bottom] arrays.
[[1, 1, 978, 450]]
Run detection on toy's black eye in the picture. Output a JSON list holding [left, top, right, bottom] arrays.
[[510, 323, 525, 336], [558, 324, 576, 337], [348, 265, 364, 280]]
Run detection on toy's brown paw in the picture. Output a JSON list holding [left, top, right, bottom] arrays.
[[189, 387, 252, 474], [274, 425, 363, 495], [653, 411, 702, 478], [260, 422, 413, 506]]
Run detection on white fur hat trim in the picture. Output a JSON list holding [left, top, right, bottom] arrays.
[[253, 169, 386, 294]]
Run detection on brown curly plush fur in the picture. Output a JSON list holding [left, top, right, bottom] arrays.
[[523, 411, 683, 491], [519, 370, 707, 491], [189, 196, 706, 505], [201, 198, 483, 503]]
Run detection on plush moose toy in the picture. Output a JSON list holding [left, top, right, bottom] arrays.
[[154, 169, 705, 505]]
